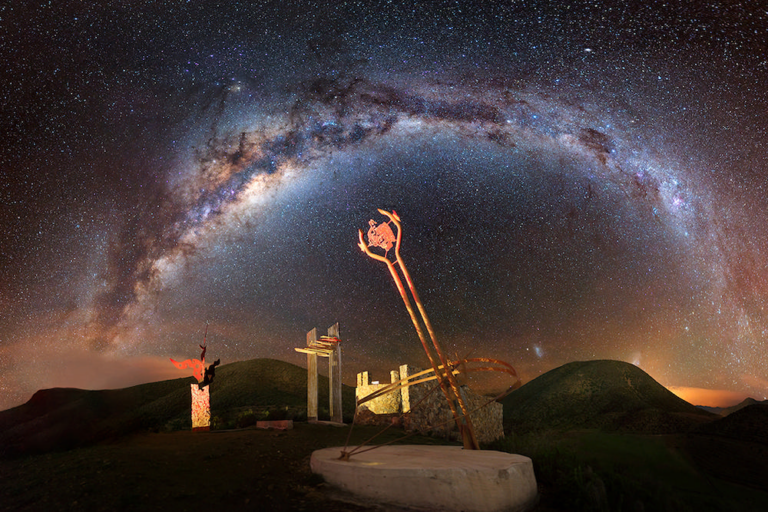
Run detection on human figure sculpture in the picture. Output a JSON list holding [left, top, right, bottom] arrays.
[[198, 359, 220, 389]]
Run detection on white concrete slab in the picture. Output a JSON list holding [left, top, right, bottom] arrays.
[[311, 445, 538, 512]]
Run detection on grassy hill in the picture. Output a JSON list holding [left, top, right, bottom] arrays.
[[0, 358, 355, 458], [490, 361, 766, 511], [500, 359, 715, 434], [695, 403, 768, 445]]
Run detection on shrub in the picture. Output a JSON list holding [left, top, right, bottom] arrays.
[[235, 409, 257, 428]]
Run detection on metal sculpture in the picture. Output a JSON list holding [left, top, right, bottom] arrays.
[[170, 322, 209, 381], [170, 322, 218, 431], [358, 210, 485, 449]]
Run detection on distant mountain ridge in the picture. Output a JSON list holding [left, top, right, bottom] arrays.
[[0, 358, 355, 458], [697, 397, 768, 417], [500, 360, 715, 434]]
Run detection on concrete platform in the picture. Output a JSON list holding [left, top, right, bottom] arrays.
[[310, 445, 538, 512]]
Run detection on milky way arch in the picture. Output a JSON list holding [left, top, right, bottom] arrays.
[[91, 75, 761, 393]]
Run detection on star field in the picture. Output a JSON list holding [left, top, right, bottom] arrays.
[[1, 1, 767, 410]]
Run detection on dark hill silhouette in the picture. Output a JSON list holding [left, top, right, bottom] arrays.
[[696, 404, 724, 415], [695, 403, 768, 445], [500, 359, 715, 434], [696, 397, 768, 416], [0, 358, 354, 458], [684, 404, 768, 493], [720, 397, 768, 417]]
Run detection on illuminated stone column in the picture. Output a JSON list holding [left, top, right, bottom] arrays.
[[190, 384, 211, 431], [400, 364, 412, 413]]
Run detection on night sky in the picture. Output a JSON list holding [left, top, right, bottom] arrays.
[[2, 1, 767, 411]]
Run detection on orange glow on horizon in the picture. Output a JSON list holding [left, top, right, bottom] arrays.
[[667, 386, 749, 408]]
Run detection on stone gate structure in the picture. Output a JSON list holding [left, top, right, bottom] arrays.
[[295, 323, 343, 423], [356, 364, 504, 444]]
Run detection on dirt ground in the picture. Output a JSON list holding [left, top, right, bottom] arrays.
[[0, 423, 451, 512]]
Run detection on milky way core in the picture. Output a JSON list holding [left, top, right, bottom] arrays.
[[2, 1, 766, 410]]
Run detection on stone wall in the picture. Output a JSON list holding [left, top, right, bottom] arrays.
[[355, 364, 504, 444], [458, 386, 504, 444], [356, 370, 401, 414]]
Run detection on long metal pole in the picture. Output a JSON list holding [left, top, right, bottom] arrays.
[[395, 254, 479, 449], [358, 211, 479, 449], [387, 213, 479, 449]]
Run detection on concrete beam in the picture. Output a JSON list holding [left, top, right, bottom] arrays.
[[305, 328, 321, 422], [328, 323, 343, 424]]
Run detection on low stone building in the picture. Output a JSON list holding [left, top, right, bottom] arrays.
[[355, 364, 504, 444]]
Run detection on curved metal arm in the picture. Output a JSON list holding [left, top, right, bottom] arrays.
[[358, 229, 391, 264]]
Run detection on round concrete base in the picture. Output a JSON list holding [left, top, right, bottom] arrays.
[[310, 445, 538, 512]]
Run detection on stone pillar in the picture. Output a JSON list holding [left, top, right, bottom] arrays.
[[329, 349, 341, 423], [307, 328, 318, 421], [190, 384, 211, 431], [307, 353, 318, 421], [399, 364, 411, 413], [328, 323, 342, 423]]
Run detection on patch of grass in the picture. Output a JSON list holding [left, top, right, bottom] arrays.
[[235, 409, 258, 428], [162, 416, 190, 432], [490, 432, 600, 511], [209, 405, 311, 430], [490, 430, 768, 512]]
